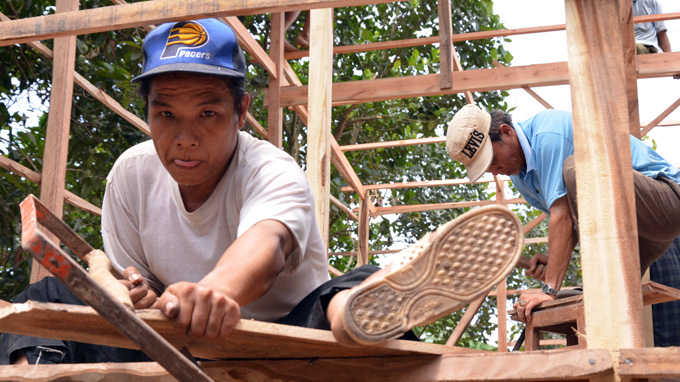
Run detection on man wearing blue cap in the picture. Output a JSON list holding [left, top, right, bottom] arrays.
[[1, 19, 524, 364]]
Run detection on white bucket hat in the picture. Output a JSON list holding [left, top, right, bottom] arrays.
[[445, 104, 493, 182]]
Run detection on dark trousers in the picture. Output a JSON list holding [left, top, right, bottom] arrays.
[[562, 155, 680, 275], [1, 265, 416, 364]]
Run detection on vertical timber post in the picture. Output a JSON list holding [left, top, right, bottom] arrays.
[[358, 190, 369, 266], [565, 0, 645, 369], [268, 13, 284, 148], [306, 8, 333, 249], [437, 0, 453, 89], [33, 0, 79, 283]]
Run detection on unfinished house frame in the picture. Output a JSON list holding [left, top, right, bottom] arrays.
[[1, 0, 680, 380]]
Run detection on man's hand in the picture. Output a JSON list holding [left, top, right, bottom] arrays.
[[513, 292, 555, 323], [120, 267, 158, 309], [525, 254, 549, 281], [158, 282, 241, 339]]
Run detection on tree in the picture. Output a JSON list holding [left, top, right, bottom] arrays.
[[0, 0, 581, 350]]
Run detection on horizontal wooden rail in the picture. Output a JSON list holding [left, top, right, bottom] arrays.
[[367, 197, 526, 216], [340, 137, 445, 152], [340, 176, 505, 193]]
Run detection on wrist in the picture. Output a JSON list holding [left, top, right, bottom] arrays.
[[541, 283, 558, 298]]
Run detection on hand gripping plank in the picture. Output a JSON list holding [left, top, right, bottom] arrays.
[[20, 194, 214, 382]]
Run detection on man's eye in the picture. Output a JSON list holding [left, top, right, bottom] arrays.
[[202, 111, 216, 117], [160, 111, 174, 118]]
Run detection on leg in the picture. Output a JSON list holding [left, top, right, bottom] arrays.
[[633, 175, 680, 274], [650, 235, 680, 347], [295, 11, 310, 48], [328, 205, 523, 345], [283, 11, 301, 52], [0, 277, 150, 365]]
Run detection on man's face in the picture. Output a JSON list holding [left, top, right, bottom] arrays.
[[487, 126, 525, 176], [147, 73, 247, 196]]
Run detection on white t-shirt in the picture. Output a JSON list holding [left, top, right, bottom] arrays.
[[633, 0, 667, 50], [101, 131, 330, 322]]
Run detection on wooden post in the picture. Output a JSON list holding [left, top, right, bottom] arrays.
[[437, 0, 453, 89], [620, 0, 641, 138], [565, 0, 645, 359], [306, 8, 333, 248], [268, 12, 284, 148], [497, 278, 508, 352], [33, 0, 79, 283], [357, 190, 370, 266]]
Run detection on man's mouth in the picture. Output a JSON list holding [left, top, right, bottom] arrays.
[[174, 159, 201, 168]]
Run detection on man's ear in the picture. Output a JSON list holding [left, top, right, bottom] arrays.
[[499, 123, 515, 137], [236, 94, 251, 130]]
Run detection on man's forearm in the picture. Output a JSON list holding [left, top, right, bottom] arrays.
[[544, 198, 576, 290], [658, 30, 672, 53]]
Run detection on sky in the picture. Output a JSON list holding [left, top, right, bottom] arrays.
[[492, 0, 680, 166]]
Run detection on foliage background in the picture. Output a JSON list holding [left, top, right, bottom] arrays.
[[0, 0, 582, 350]]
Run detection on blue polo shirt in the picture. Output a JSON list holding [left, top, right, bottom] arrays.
[[510, 110, 680, 214]]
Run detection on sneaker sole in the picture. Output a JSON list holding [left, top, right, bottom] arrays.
[[342, 205, 523, 345]]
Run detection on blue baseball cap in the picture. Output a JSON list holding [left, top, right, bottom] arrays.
[[132, 18, 246, 83]]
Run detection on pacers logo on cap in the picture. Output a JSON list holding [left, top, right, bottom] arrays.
[[160, 21, 210, 60]]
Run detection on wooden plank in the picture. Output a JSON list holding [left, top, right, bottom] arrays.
[[619, 347, 680, 379], [0, 301, 475, 360], [494, 175, 506, 205], [33, 0, 80, 283], [437, 0, 453, 89], [369, 198, 526, 216], [306, 8, 334, 247], [280, 54, 680, 107], [267, 13, 284, 148], [0, 0, 403, 47], [445, 296, 485, 346], [452, 47, 474, 102], [358, 190, 370, 266], [0, 156, 101, 215], [0, 348, 614, 381], [330, 194, 358, 221], [245, 112, 269, 139], [640, 97, 680, 137], [566, 0, 645, 350], [340, 136, 445, 151]]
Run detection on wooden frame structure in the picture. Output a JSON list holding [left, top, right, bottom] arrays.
[[2, 0, 680, 380]]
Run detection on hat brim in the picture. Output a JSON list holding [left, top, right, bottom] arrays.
[[465, 136, 493, 183], [131, 63, 245, 83]]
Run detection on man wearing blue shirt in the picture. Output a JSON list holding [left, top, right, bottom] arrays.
[[446, 105, 680, 323]]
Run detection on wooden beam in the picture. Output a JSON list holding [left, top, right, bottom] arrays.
[[369, 198, 526, 217], [222, 16, 277, 79], [0, 154, 101, 216], [286, 23, 569, 60], [280, 54, 680, 107], [437, 0, 453, 90], [340, 136, 445, 151], [620, 0, 641, 138], [452, 46, 474, 103], [0, 348, 614, 381], [358, 190, 370, 266], [306, 8, 334, 247], [340, 176, 501, 193], [523, 212, 548, 234], [640, 97, 680, 137], [521, 86, 554, 109], [268, 13, 284, 148], [0, 0, 403, 47], [0, 301, 470, 361], [496, 278, 508, 352], [330, 194, 358, 221], [445, 296, 485, 346], [33, 0, 80, 283], [330, 140, 375, 213], [566, 0, 645, 351], [618, 347, 680, 379]]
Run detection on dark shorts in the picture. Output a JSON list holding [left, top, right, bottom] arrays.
[[0, 265, 416, 364]]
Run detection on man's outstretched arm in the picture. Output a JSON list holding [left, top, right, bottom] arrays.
[[158, 220, 296, 339]]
